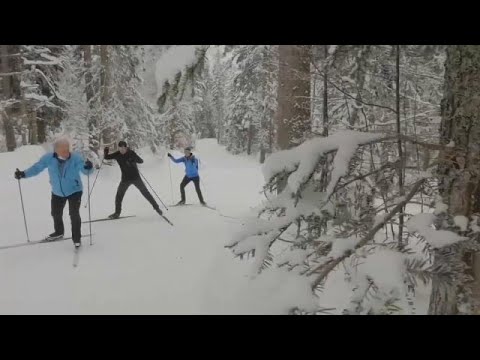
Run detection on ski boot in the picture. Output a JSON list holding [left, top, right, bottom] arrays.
[[46, 232, 64, 241]]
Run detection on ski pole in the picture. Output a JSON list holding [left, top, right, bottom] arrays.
[[84, 160, 104, 208], [139, 171, 169, 211], [168, 157, 174, 204], [87, 170, 93, 246], [16, 171, 30, 242], [198, 160, 209, 201]]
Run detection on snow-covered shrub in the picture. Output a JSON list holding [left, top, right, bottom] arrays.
[[227, 130, 471, 314]]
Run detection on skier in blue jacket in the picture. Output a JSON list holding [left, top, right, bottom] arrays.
[[14, 137, 94, 247], [168, 147, 206, 206]]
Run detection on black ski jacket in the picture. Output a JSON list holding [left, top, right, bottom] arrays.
[[105, 149, 144, 181]]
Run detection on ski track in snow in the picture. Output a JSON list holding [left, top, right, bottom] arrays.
[[0, 139, 431, 314]]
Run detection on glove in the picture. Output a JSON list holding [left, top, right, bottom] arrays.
[[167, 153, 173, 158], [104, 147, 109, 156], [14, 169, 25, 180], [84, 160, 93, 170]]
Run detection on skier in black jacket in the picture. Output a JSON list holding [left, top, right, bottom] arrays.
[[104, 141, 162, 219]]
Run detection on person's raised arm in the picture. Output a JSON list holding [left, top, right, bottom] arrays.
[[167, 153, 185, 163], [104, 147, 118, 160], [22, 153, 50, 178]]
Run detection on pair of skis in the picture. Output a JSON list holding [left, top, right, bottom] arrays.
[[82, 213, 173, 226], [0, 234, 90, 268], [1, 212, 171, 251], [169, 203, 217, 211], [0, 234, 92, 251]]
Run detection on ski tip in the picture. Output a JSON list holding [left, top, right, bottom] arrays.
[[162, 217, 174, 226]]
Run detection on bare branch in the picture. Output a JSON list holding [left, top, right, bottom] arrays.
[[0, 72, 22, 77], [336, 161, 399, 192], [309, 179, 426, 290], [310, 60, 397, 114]]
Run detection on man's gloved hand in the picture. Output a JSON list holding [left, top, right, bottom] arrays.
[[167, 153, 173, 158], [14, 169, 25, 180], [104, 147, 109, 156], [84, 160, 93, 170]]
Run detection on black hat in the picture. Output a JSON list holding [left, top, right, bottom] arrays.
[[118, 141, 127, 148]]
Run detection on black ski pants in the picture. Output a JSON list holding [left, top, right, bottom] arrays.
[[115, 178, 159, 214], [51, 191, 82, 243], [180, 176, 204, 203]]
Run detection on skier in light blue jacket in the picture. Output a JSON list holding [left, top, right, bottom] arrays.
[[14, 137, 94, 247], [168, 147, 206, 206]]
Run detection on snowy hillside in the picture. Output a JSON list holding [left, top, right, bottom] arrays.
[[0, 139, 317, 314]]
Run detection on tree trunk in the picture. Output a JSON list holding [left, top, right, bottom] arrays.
[[247, 124, 254, 155], [395, 45, 405, 246], [349, 46, 371, 127], [83, 45, 98, 153], [100, 45, 113, 146], [274, 45, 312, 192], [37, 118, 46, 143], [1, 45, 16, 152], [430, 45, 480, 314], [260, 147, 266, 164], [323, 45, 329, 137], [275, 45, 312, 151], [2, 112, 16, 151], [29, 111, 38, 145], [21, 124, 27, 145]]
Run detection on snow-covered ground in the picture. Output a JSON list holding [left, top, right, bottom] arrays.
[[0, 139, 262, 314], [0, 139, 430, 314]]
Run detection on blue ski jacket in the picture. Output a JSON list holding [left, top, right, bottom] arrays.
[[24, 152, 94, 197], [170, 155, 199, 178]]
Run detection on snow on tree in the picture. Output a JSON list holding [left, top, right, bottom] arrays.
[[55, 45, 159, 156], [227, 129, 471, 314], [1, 45, 66, 151], [156, 46, 209, 150], [139, 45, 169, 104], [219, 46, 278, 157], [198, 46, 278, 160]]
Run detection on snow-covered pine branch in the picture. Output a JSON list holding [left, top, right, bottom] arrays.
[[227, 128, 469, 314]]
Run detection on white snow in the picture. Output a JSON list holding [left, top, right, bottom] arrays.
[[277, 248, 309, 267], [454, 215, 469, 232], [406, 213, 467, 249], [341, 76, 356, 84], [231, 131, 384, 284], [360, 249, 406, 290], [25, 93, 50, 102], [0, 139, 318, 314], [155, 46, 199, 94], [326, 236, 359, 259], [433, 196, 448, 215], [202, 267, 318, 315], [0, 137, 435, 315], [262, 130, 384, 196], [228, 182, 327, 270], [328, 45, 338, 55], [471, 216, 480, 233]]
